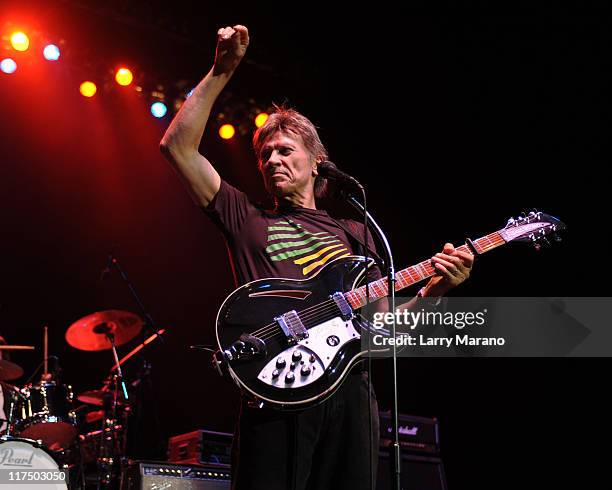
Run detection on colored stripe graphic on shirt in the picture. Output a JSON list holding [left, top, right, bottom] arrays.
[[266, 219, 348, 276]]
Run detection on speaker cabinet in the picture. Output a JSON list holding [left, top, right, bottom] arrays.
[[377, 451, 447, 490]]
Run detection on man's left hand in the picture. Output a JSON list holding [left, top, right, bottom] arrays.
[[423, 243, 474, 297]]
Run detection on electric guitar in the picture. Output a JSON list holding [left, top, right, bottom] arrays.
[[213, 211, 565, 409]]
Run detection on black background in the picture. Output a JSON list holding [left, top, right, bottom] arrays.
[[0, 2, 608, 488]]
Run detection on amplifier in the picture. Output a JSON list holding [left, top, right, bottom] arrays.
[[377, 451, 447, 490], [168, 429, 233, 466], [120, 461, 230, 490], [379, 410, 440, 454]]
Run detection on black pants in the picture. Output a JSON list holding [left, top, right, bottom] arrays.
[[231, 371, 380, 490]]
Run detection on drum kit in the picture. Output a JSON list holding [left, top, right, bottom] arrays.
[[0, 310, 165, 489]]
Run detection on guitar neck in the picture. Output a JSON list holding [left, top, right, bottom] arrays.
[[344, 230, 506, 309]]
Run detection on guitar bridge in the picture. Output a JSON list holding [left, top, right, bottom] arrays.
[[275, 310, 308, 345]]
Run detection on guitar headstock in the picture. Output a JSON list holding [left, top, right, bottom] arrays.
[[499, 210, 566, 250]]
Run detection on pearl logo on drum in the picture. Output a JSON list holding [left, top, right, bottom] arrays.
[[0, 448, 35, 466]]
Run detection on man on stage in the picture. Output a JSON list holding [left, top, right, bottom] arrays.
[[160, 24, 473, 490]]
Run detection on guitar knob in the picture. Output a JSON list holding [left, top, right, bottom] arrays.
[[231, 341, 245, 354], [300, 365, 311, 376], [290, 362, 297, 370], [272, 369, 280, 379], [292, 351, 302, 362], [276, 357, 286, 368], [285, 372, 295, 383]]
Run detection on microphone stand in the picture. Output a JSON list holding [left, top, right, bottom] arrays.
[[102, 254, 165, 465], [104, 254, 161, 340], [343, 190, 402, 490]]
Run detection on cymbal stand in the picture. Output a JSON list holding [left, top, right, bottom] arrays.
[[96, 332, 130, 489]]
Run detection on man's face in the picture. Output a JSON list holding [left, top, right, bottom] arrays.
[[258, 131, 317, 199]]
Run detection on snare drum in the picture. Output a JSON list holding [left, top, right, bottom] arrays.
[[0, 436, 68, 489], [17, 381, 77, 450]]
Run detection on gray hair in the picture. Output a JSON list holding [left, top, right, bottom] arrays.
[[253, 105, 329, 198]]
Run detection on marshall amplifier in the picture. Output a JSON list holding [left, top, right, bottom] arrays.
[[377, 452, 448, 490], [168, 429, 233, 466], [120, 461, 230, 490], [379, 410, 440, 454]]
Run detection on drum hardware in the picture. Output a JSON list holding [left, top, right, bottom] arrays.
[[66, 309, 162, 485], [95, 253, 166, 485], [110, 328, 166, 374], [0, 254, 170, 488], [11, 328, 79, 452], [67, 315, 134, 489], [0, 335, 27, 381]]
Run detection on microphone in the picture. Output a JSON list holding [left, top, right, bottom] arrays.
[[100, 253, 114, 281], [317, 161, 363, 191]]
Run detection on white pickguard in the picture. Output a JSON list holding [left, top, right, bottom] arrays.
[[257, 316, 360, 389]]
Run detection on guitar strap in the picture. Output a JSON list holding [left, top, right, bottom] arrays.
[[331, 217, 385, 271]]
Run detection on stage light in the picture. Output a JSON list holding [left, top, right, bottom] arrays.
[[43, 44, 60, 61], [219, 124, 236, 140], [255, 113, 269, 128], [1, 58, 17, 74], [151, 102, 168, 118], [10, 32, 29, 52], [80, 81, 97, 97], [115, 68, 133, 86]]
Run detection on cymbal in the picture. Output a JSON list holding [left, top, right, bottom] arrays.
[[85, 410, 104, 423], [65, 310, 143, 351], [77, 390, 109, 406], [0, 359, 24, 380]]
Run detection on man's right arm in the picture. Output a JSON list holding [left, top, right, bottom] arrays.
[[159, 25, 249, 207]]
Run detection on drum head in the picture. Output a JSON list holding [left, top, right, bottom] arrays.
[[19, 422, 78, 452], [0, 437, 67, 489]]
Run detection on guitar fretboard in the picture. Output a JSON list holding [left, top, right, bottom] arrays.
[[344, 231, 506, 309]]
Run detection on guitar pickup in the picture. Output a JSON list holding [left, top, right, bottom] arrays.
[[275, 310, 308, 345], [331, 292, 354, 321]]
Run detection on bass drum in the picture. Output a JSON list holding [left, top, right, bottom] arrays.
[[0, 437, 68, 489]]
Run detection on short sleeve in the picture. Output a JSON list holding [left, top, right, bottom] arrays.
[[203, 179, 254, 237]]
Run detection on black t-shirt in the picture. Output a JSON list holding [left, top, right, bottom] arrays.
[[205, 180, 380, 287]]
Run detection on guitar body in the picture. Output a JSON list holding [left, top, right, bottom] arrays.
[[215, 256, 373, 409]]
